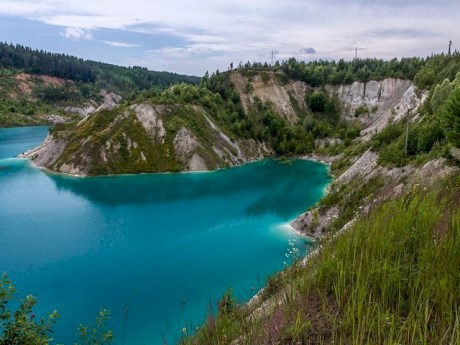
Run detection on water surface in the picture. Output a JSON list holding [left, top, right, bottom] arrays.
[[0, 126, 331, 344]]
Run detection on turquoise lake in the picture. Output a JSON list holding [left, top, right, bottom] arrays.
[[0, 126, 331, 344]]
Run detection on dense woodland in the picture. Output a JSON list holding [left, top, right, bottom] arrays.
[[0, 42, 201, 126], [0, 42, 200, 95], [223, 52, 460, 89]]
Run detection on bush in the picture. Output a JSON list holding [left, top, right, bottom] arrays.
[[416, 121, 445, 153], [354, 105, 369, 117], [307, 91, 328, 112], [372, 122, 403, 149], [378, 143, 406, 166]]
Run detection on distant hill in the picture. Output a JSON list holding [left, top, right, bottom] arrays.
[[0, 42, 201, 127], [0, 42, 200, 94]]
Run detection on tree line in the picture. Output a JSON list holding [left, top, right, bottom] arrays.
[[0, 42, 200, 95], [220, 54, 459, 87]]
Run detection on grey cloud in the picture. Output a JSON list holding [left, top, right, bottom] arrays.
[[300, 47, 316, 54], [370, 28, 437, 39]]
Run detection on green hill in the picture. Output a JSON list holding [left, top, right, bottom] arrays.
[[0, 42, 200, 127]]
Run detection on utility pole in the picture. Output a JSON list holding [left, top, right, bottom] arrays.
[[355, 48, 358, 59], [405, 108, 411, 156], [448, 40, 452, 55], [271, 51, 274, 66]]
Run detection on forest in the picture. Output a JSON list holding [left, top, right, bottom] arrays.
[[0, 42, 200, 95]]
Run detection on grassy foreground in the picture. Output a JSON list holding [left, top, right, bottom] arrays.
[[182, 174, 460, 344]]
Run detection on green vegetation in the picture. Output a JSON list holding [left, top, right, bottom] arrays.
[[414, 52, 460, 90], [354, 104, 370, 117], [320, 175, 385, 232], [0, 68, 77, 126], [0, 42, 200, 95], [222, 52, 459, 92], [226, 56, 426, 86], [242, 57, 425, 86], [0, 274, 113, 344], [48, 72, 364, 174], [372, 56, 460, 167], [182, 174, 460, 345], [204, 72, 360, 155], [50, 82, 251, 175], [0, 42, 200, 127]]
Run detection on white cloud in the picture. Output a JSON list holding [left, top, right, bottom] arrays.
[[1, 0, 459, 74], [101, 40, 140, 48], [0, 1, 53, 16], [61, 27, 93, 40]]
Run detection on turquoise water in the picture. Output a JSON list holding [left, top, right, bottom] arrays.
[[0, 126, 331, 344]]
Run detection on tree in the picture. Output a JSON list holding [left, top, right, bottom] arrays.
[[431, 78, 453, 113], [307, 91, 328, 112], [442, 84, 460, 147], [0, 274, 113, 345], [0, 274, 59, 344]]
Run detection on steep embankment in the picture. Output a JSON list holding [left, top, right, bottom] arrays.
[[229, 70, 309, 124], [330, 78, 427, 139], [229, 70, 425, 138], [22, 102, 270, 175]]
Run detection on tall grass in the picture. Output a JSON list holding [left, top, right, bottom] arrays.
[[182, 175, 460, 344]]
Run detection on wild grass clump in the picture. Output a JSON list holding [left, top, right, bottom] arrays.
[[310, 176, 460, 344]]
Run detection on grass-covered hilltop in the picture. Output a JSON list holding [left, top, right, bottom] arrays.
[[2, 41, 460, 344]]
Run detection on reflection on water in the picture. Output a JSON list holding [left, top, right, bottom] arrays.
[[46, 159, 329, 218], [0, 126, 331, 345]]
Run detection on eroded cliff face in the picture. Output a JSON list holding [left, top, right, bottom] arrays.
[[63, 89, 122, 117], [230, 71, 427, 141], [328, 79, 427, 139], [230, 71, 309, 124], [22, 103, 271, 176]]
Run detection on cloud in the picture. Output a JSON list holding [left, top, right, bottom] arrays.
[[370, 28, 436, 39], [61, 27, 93, 40], [0, 1, 52, 16], [300, 47, 316, 54], [101, 40, 140, 48], [1, 0, 459, 74]]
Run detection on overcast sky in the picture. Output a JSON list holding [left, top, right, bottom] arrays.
[[0, 0, 459, 76]]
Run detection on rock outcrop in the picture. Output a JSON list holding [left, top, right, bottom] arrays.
[[231, 71, 426, 141], [173, 127, 207, 171], [230, 71, 309, 124], [63, 89, 122, 117], [20, 134, 67, 168], [23, 102, 271, 176], [328, 79, 427, 140]]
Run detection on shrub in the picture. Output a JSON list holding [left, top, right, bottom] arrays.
[[354, 105, 369, 117]]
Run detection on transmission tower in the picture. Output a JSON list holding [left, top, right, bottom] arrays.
[[448, 40, 452, 55]]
